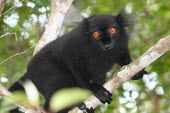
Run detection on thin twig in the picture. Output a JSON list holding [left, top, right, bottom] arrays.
[[0, 32, 18, 41], [0, 44, 36, 66], [0, 5, 16, 16], [0, 0, 24, 17]]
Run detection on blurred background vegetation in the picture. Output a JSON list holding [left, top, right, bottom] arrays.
[[0, 0, 170, 113]]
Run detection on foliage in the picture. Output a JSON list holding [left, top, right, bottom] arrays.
[[0, 0, 170, 112], [50, 88, 91, 112]]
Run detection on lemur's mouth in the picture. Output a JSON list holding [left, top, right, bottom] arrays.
[[104, 44, 111, 50]]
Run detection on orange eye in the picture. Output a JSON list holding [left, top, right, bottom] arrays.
[[110, 28, 116, 34], [93, 32, 99, 37]]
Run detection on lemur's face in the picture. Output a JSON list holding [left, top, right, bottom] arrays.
[[87, 14, 128, 50]]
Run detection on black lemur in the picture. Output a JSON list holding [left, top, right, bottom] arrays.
[[9, 12, 147, 113]]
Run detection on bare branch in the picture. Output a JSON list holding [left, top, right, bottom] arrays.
[[33, 0, 74, 54], [0, 44, 36, 66], [0, 32, 18, 41], [0, 0, 24, 17], [69, 35, 170, 113], [0, 5, 16, 16]]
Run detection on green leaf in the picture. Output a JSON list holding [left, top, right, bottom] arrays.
[[5, 91, 30, 107], [23, 80, 40, 107], [50, 88, 91, 112]]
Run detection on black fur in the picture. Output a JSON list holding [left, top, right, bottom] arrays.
[[9, 12, 147, 113]]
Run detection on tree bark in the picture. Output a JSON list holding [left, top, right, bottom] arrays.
[[33, 0, 74, 54], [69, 35, 170, 113]]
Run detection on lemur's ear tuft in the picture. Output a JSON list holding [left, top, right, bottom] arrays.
[[116, 11, 132, 28]]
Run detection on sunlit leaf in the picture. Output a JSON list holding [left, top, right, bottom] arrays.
[[23, 80, 40, 107], [50, 88, 91, 112], [5, 91, 30, 107]]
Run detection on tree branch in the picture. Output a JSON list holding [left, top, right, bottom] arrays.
[[69, 35, 170, 113], [33, 0, 74, 54]]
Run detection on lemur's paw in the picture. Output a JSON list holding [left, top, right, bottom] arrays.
[[77, 103, 94, 113], [131, 69, 147, 80], [91, 84, 112, 104]]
